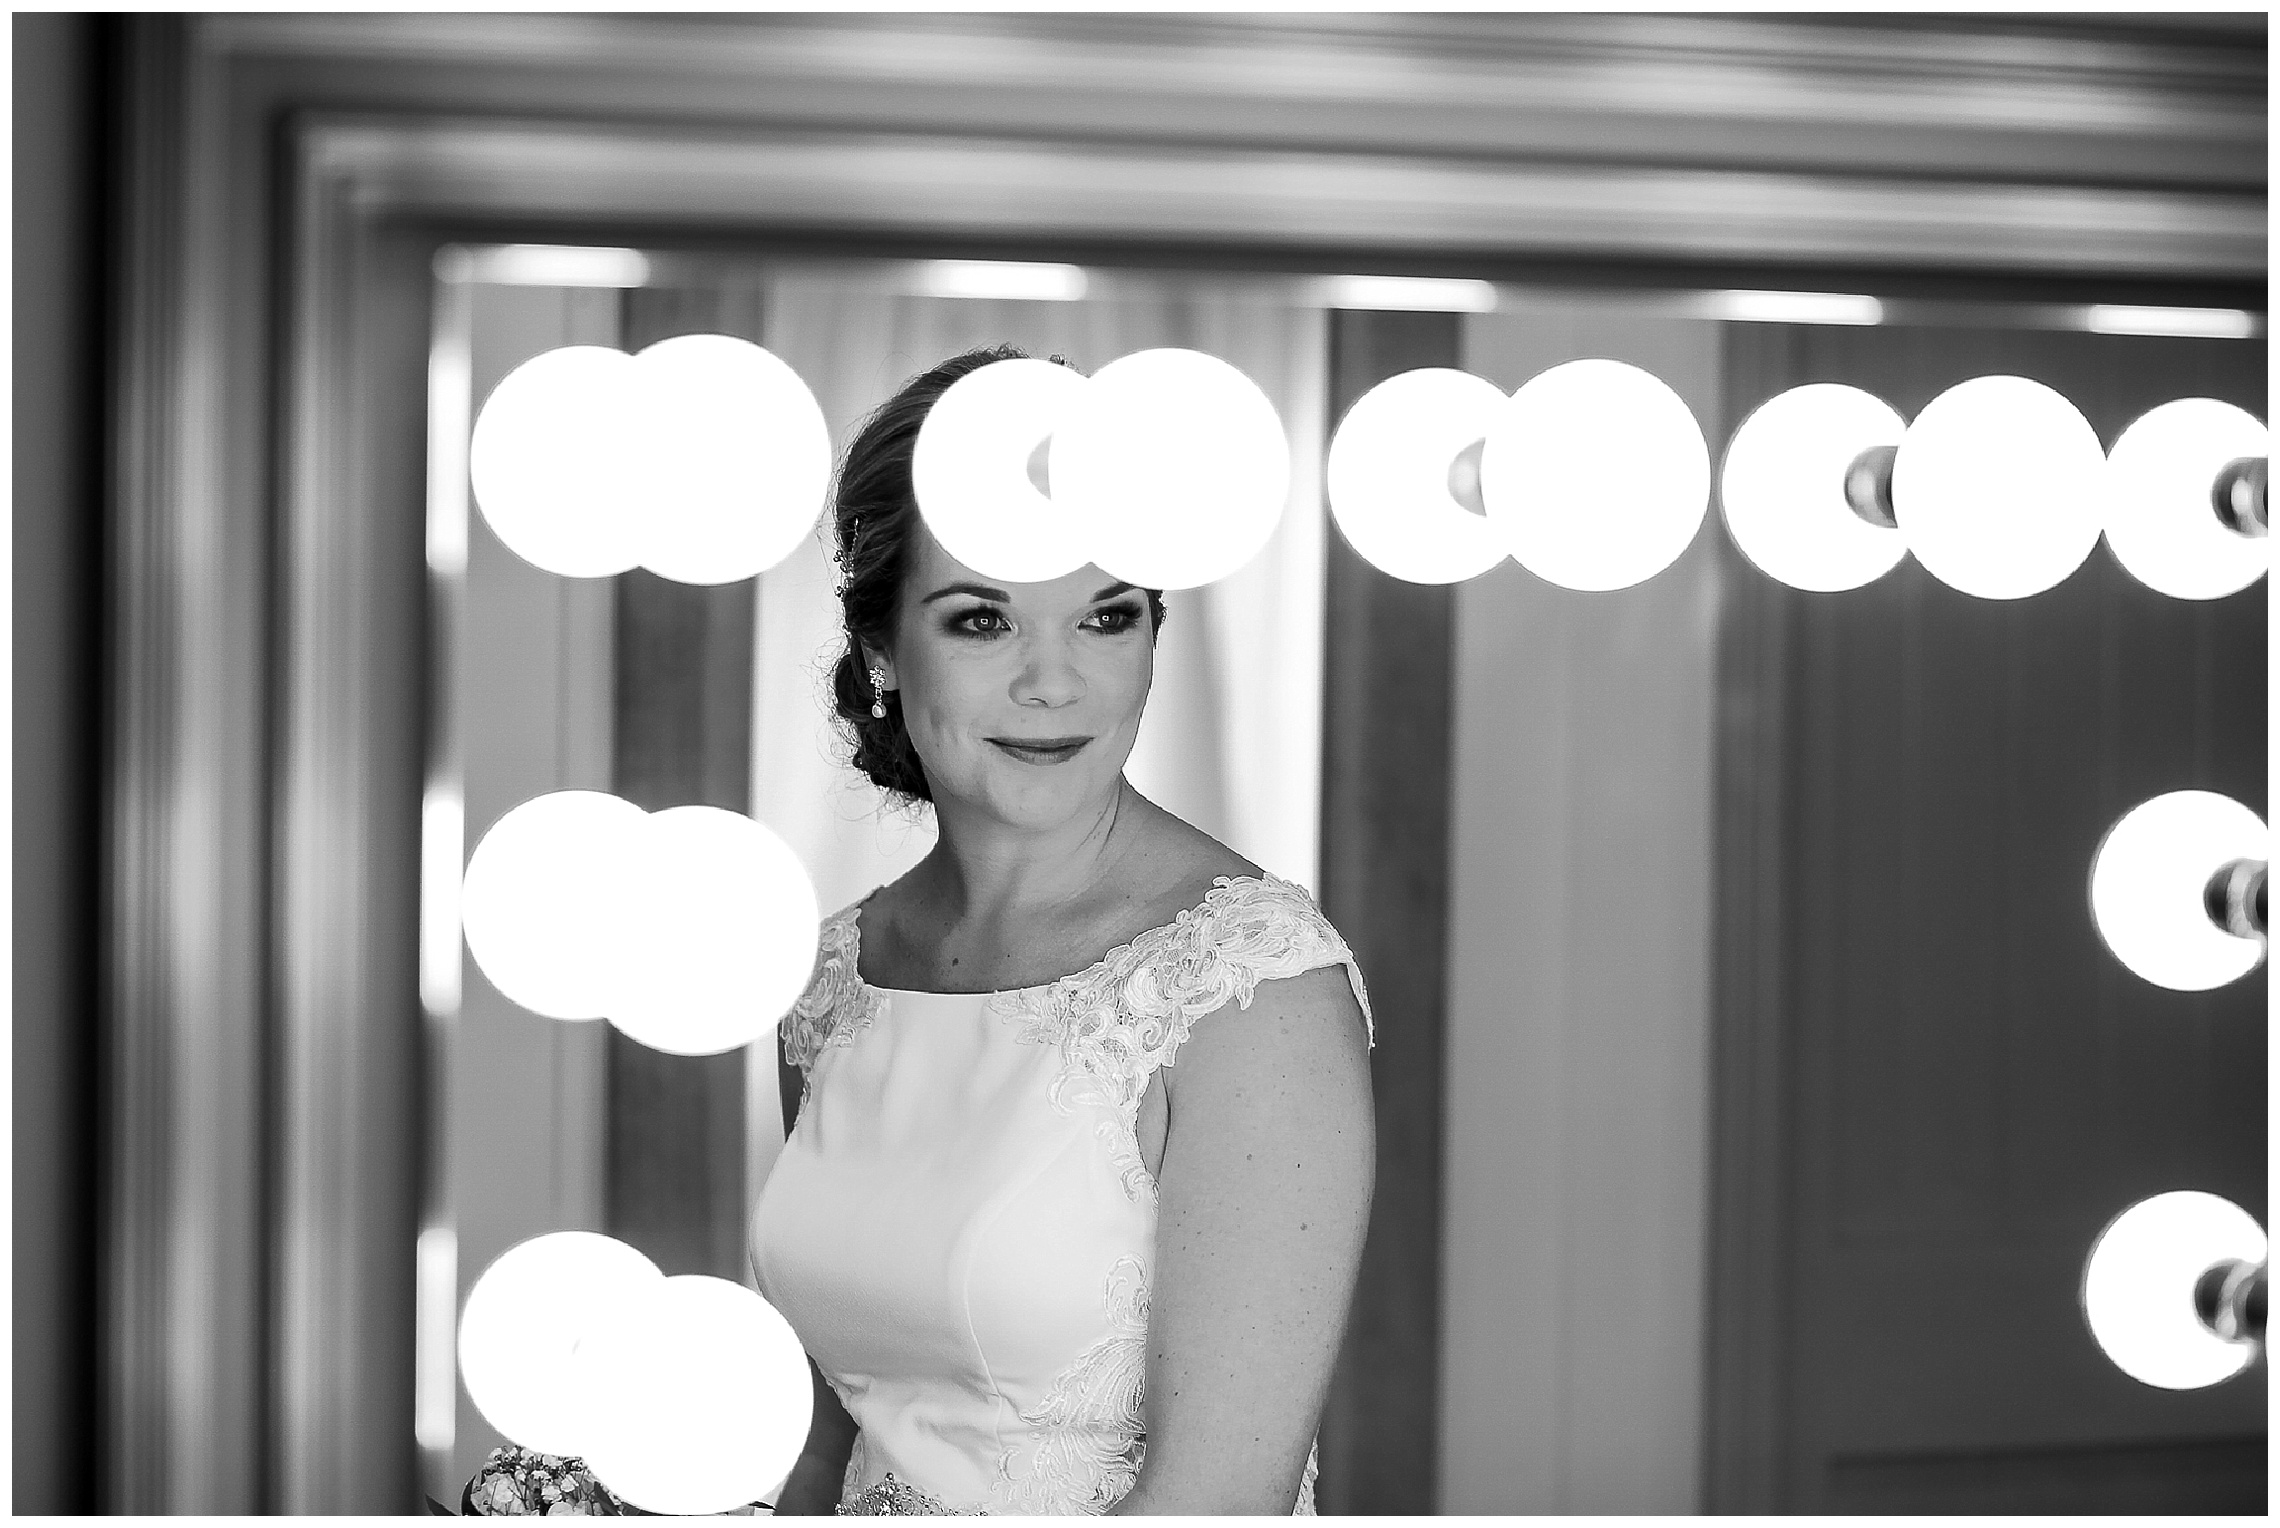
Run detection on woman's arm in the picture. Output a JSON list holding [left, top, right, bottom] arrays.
[[769, 1357, 859, 1514], [1107, 966, 1375, 1515], [769, 1036, 859, 1515]]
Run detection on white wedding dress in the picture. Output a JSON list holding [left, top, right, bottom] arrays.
[[749, 874, 1373, 1516]]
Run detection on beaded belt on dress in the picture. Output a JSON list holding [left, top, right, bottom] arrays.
[[837, 1473, 987, 1515]]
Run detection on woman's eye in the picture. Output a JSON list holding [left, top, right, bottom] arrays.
[[948, 608, 1010, 635], [1085, 605, 1144, 634]]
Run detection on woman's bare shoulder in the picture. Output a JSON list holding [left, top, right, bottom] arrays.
[[1113, 800, 1264, 929]]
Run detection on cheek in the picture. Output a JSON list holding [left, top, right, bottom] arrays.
[[1099, 641, 1154, 720], [896, 645, 999, 753]]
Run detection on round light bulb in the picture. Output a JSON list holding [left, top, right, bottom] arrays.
[[460, 790, 648, 1020], [1890, 375, 2105, 599], [469, 346, 644, 578], [1049, 348, 1290, 590], [575, 1274, 814, 1515], [2081, 1191, 2266, 1390], [2103, 398, 2269, 600], [1479, 358, 1710, 592], [458, 1231, 664, 1457], [1325, 368, 1511, 585], [1720, 384, 1909, 592], [607, 806, 821, 1056], [913, 357, 1095, 584], [629, 334, 831, 586], [2089, 790, 2267, 991]]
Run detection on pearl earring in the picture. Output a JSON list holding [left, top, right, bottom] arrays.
[[868, 665, 890, 720]]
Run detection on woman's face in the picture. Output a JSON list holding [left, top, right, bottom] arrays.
[[874, 520, 1155, 832]]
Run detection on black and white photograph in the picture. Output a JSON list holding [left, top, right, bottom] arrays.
[[14, 9, 2267, 1516]]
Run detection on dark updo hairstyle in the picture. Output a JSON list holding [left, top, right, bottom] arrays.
[[829, 343, 1167, 805]]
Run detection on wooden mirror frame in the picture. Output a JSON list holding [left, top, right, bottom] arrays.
[[103, 13, 2261, 1512]]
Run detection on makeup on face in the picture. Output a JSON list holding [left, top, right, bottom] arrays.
[[887, 525, 1156, 823], [985, 735, 1092, 766]]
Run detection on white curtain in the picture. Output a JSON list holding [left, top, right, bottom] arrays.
[[746, 279, 1330, 1177]]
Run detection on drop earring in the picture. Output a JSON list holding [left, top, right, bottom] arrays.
[[868, 665, 890, 720]]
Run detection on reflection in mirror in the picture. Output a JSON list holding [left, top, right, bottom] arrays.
[[420, 253, 1338, 1498], [417, 248, 2267, 1512]]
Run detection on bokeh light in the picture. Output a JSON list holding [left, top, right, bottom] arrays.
[[1049, 348, 1290, 590], [1325, 368, 1511, 585], [912, 357, 1094, 583], [2103, 398, 2268, 601], [607, 806, 821, 1056], [1479, 358, 1710, 592], [1720, 384, 1909, 592], [470, 337, 829, 585], [1891, 375, 2105, 599], [460, 790, 648, 1020], [576, 1274, 814, 1515], [458, 1231, 664, 1457], [632, 334, 831, 585], [469, 346, 645, 578], [2089, 790, 2267, 991], [2081, 1191, 2266, 1390]]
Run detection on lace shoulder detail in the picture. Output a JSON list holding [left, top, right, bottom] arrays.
[[1135, 874, 1374, 1053], [781, 902, 874, 1073], [999, 874, 1373, 1111]]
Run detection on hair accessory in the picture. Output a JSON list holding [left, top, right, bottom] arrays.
[[868, 664, 890, 720]]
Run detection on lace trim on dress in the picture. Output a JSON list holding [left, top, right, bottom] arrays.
[[995, 1255, 1150, 1514], [989, 875, 1373, 1203], [784, 903, 882, 1083]]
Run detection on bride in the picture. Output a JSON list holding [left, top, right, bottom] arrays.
[[749, 345, 1376, 1516]]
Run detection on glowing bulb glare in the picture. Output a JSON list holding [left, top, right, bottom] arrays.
[[460, 791, 648, 1020], [1891, 376, 2105, 599], [2081, 1191, 2265, 1390], [1049, 349, 1290, 590], [2089, 790, 2267, 991], [631, 335, 831, 585], [2103, 399, 2268, 600], [458, 1232, 664, 1456], [1720, 384, 1908, 592], [1479, 358, 1710, 592], [470, 347, 645, 577], [913, 358, 1094, 582], [1325, 368, 1511, 584], [576, 1275, 814, 1514], [607, 806, 821, 1055]]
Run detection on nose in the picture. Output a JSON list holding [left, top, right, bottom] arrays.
[[1010, 634, 1087, 708]]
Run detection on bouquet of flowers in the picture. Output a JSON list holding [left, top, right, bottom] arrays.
[[460, 1443, 766, 1516]]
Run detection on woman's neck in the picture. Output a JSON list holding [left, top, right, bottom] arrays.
[[919, 777, 1150, 928]]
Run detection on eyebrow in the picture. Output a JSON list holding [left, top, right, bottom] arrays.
[[921, 581, 1140, 605]]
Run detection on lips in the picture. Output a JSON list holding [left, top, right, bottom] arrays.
[[988, 736, 1091, 765]]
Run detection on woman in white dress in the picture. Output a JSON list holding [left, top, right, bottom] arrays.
[[749, 346, 1376, 1516]]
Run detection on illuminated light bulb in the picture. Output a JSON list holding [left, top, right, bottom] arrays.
[[912, 357, 1095, 583], [1479, 358, 1710, 593], [1719, 384, 1909, 592], [607, 806, 820, 1056], [2102, 398, 2269, 600], [2089, 790, 2268, 991], [631, 334, 831, 585], [1324, 368, 1511, 585], [469, 346, 645, 578], [460, 790, 648, 1020], [575, 1274, 814, 1515], [458, 1231, 664, 1456], [1890, 376, 2105, 599], [2081, 1191, 2266, 1390], [1049, 348, 1290, 590]]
